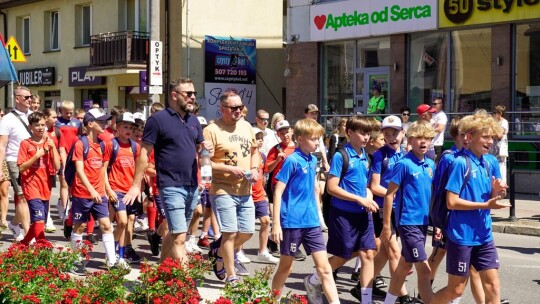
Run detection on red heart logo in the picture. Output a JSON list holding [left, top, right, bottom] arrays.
[[314, 15, 326, 30]]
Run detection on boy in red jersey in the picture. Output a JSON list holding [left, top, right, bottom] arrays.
[[17, 112, 60, 245]]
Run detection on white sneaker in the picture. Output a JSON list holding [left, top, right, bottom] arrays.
[[185, 238, 194, 253], [237, 250, 251, 264], [257, 250, 279, 264], [188, 237, 203, 254], [133, 219, 142, 232], [135, 217, 149, 232], [8, 222, 24, 242], [57, 200, 65, 220], [45, 216, 56, 233], [112, 258, 131, 271]]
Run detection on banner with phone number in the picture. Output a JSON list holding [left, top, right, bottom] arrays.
[[204, 35, 256, 84]]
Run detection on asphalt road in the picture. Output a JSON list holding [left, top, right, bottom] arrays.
[[1, 190, 539, 303]]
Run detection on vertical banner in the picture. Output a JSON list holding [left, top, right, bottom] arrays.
[[203, 35, 257, 122], [149, 41, 163, 87]]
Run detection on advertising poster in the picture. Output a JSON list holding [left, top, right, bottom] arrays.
[[203, 35, 257, 122]]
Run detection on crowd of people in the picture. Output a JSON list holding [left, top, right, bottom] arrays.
[[0, 80, 511, 304]]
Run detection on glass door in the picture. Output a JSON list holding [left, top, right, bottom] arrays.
[[355, 67, 390, 114]]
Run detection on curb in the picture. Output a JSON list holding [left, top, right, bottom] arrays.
[[492, 222, 540, 237]]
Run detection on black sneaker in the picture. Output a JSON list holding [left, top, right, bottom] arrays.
[[398, 295, 415, 304], [294, 249, 306, 261], [349, 284, 364, 302], [372, 284, 388, 297], [234, 259, 249, 276], [63, 220, 72, 240], [500, 300, 510, 304], [86, 233, 98, 245], [148, 232, 161, 256], [351, 270, 360, 282], [267, 238, 279, 255], [124, 247, 142, 263], [333, 267, 340, 280], [69, 262, 86, 276], [374, 275, 388, 288]]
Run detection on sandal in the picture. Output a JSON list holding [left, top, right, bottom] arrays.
[[225, 276, 239, 287], [213, 255, 226, 280]]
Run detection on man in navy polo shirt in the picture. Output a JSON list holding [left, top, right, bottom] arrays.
[[123, 77, 213, 263]]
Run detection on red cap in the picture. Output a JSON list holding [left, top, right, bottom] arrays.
[[416, 104, 436, 115]]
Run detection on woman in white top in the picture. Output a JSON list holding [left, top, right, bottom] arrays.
[[400, 107, 413, 153], [491, 105, 509, 183]]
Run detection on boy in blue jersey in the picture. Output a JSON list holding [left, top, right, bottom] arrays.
[[431, 111, 508, 304], [305, 116, 379, 304], [271, 118, 340, 304], [381, 121, 437, 304], [369, 115, 409, 300]]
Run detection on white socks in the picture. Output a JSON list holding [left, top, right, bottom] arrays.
[[102, 233, 117, 266], [361, 287, 373, 304], [71, 233, 83, 249], [384, 293, 398, 304]]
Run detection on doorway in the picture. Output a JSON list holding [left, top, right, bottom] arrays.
[[354, 67, 390, 115]]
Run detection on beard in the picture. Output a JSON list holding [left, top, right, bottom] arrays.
[[178, 101, 194, 114]]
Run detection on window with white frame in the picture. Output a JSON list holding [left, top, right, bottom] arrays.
[[50, 11, 60, 50], [22, 17, 30, 54], [76, 5, 92, 46]]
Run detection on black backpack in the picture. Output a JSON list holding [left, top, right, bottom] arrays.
[[64, 135, 93, 188], [321, 148, 349, 223]]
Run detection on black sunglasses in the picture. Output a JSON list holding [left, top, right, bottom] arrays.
[[223, 105, 245, 112], [16, 95, 32, 100], [179, 91, 197, 97], [401, 113, 410, 116]]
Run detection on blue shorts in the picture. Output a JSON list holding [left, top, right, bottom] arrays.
[[397, 225, 428, 263], [159, 186, 199, 234], [280, 227, 326, 257], [71, 196, 109, 224], [446, 239, 499, 277], [327, 207, 376, 259], [153, 195, 166, 218], [113, 192, 142, 215], [254, 200, 270, 219], [211, 194, 255, 234], [199, 188, 212, 208], [28, 199, 49, 223]]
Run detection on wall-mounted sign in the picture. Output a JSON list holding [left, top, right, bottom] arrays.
[[204, 35, 257, 84], [139, 71, 148, 94], [149, 40, 162, 86], [439, 0, 540, 28], [310, 0, 437, 41], [68, 66, 105, 87], [18, 67, 55, 86]]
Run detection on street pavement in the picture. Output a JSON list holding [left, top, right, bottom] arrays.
[[1, 188, 539, 303]]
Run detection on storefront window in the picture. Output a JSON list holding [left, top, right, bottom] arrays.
[[451, 28, 491, 112], [515, 23, 540, 137], [322, 41, 354, 118], [408, 32, 448, 113]]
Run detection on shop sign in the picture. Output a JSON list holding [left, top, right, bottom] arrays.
[[204, 35, 257, 84], [310, 0, 437, 41], [18, 67, 55, 86], [149, 40, 162, 86], [68, 66, 105, 87], [439, 0, 540, 28]]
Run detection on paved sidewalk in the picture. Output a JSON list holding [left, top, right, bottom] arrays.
[[491, 193, 540, 237]]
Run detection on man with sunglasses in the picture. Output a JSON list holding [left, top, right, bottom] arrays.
[[203, 89, 261, 284], [0, 86, 34, 241], [123, 77, 213, 264], [431, 97, 448, 162], [254, 109, 278, 156]]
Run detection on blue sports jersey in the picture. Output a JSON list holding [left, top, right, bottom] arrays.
[[275, 148, 319, 229], [432, 145, 462, 191], [445, 149, 497, 246], [371, 145, 403, 207], [484, 153, 501, 179], [328, 144, 370, 213], [391, 152, 435, 226]]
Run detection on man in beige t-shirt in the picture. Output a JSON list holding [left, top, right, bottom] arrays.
[[203, 89, 260, 283]]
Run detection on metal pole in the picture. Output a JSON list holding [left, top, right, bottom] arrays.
[[508, 155, 517, 221]]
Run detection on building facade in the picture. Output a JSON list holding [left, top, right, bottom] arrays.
[[0, 0, 286, 121]]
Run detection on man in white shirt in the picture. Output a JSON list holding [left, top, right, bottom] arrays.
[[431, 97, 448, 161], [253, 109, 278, 156], [0, 86, 34, 241]]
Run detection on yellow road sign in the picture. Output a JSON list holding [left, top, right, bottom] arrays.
[[6, 36, 26, 62]]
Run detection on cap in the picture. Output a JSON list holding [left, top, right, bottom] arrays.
[[197, 116, 208, 126], [305, 104, 319, 114], [83, 108, 112, 125], [116, 112, 137, 125], [275, 120, 291, 131], [133, 112, 146, 121], [381, 115, 402, 130], [416, 104, 437, 115]]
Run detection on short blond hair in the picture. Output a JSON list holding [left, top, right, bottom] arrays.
[[60, 100, 75, 110], [407, 121, 436, 139], [294, 118, 324, 138], [459, 110, 500, 135]]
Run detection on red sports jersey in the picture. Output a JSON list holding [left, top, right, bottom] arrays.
[[104, 140, 140, 193], [98, 127, 115, 142], [71, 139, 108, 198], [56, 117, 81, 151], [17, 139, 54, 200], [251, 150, 268, 202], [266, 143, 296, 187]]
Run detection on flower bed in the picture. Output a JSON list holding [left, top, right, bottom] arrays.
[[0, 241, 307, 304]]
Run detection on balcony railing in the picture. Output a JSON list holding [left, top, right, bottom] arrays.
[[89, 31, 149, 68]]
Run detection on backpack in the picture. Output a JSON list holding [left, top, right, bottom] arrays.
[[429, 152, 472, 230], [64, 135, 92, 188], [321, 148, 349, 223], [102, 137, 138, 173]]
